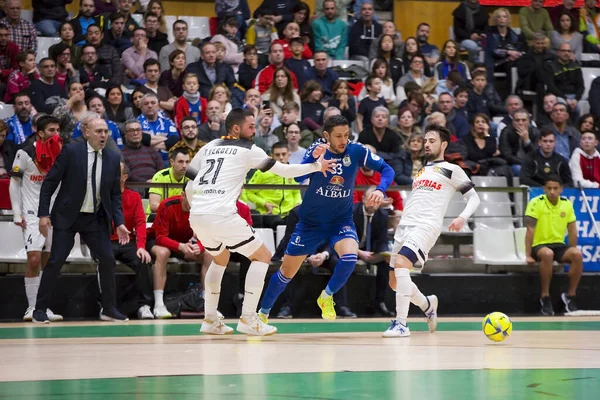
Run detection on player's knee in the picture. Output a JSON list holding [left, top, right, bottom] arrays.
[[27, 252, 41, 268], [538, 248, 554, 262], [250, 244, 271, 263], [153, 246, 171, 262]]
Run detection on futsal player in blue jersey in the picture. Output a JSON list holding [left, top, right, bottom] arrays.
[[258, 115, 395, 323]]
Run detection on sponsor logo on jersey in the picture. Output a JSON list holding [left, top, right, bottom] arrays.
[[29, 175, 44, 183], [412, 179, 442, 191], [371, 154, 381, 161], [291, 235, 304, 247], [415, 168, 425, 179], [12, 166, 19, 173], [329, 176, 344, 186], [342, 155, 351, 167]]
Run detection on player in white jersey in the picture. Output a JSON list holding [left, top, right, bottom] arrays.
[[8, 116, 64, 322], [186, 108, 335, 336], [383, 124, 481, 338]]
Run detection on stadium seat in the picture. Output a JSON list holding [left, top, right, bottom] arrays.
[[475, 201, 514, 230], [582, 67, 600, 100], [66, 233, 93, 263], [581, 53, 600, 62], [178, 16, 211, 41], [21, 9, 33, 22], [255, 228, 276, 254], [332, 60, 368, 70], [276, 225, 286, 248], [0, 102, 15, 120], [0, 221, 27, 262], [580, 100, 590, 116], [473, 226, 524, 265], [36, 37, 61, 64], [164, 15, 177, 43], [514, 227, 527, 261], [443, 193, 472, 233], [472, 176, 510, 203], [512, 28, 521, 35], [132, 14, 144, 26]]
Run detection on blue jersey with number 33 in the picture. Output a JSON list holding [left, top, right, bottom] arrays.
[[296, 139, 395, 226]]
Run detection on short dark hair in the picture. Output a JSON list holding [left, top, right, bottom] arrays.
[[180, 116, 197, 126], [324, 115, 349, 135], [86, 23, 102, 33], [143, 58, 160, 72], [37, 115, 60, 133], [417, 22, 430, 31], [226, 108, 254, 133], [269, 42, 283, 53], [16, 50, 35, 65], [438, 92, 453, 101], [244, 45, 257, 56], [13, 91, 30, 103], [272, 142, 289, 152], [169, 146, 190, 160], [173, 19, 188, 29], [424, 124, 451, 145], [81, 43, 96, 53], [256, 6, 274, 16], [145, 12, 159, 21], [290, 36, 304, 46], [545, 174, 563, 186], [454, 86, 468, 97], [133, 27, 147, 36], [471, 70, 487, 80], [539, 128, 555, 139], [0, 24, 8, 31], [109, 11, 126, 23]]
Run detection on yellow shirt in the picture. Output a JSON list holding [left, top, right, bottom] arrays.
[[147, 168, 189, 213], [525, 194, 576, 247]]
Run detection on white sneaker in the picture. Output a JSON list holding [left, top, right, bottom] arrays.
[[237, 313, 278, 336], [382, 320, 411, 338], [47, 309, 63, 322], [425, 295, 438, 333], [200, 319, 234, 335], [153, 305, 172, 319], [138, 305, 154, 320], [217, 310, 224, 320], [23, 307, 34, 321]]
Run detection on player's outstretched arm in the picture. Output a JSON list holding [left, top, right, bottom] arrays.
[[448, 188, 481, 232], [270, 155, 335, 178]]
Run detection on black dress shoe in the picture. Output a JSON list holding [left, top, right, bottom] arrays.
[[337, 306, 357, 318], [32, 309, 49, 324], [375, 302, 394, 317], [100, 307, 129, 322]]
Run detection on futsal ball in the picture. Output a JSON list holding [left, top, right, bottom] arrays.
[[482, 312, 512, 342]]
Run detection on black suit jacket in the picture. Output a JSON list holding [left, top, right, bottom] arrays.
[[352, 204, 389, 253], [38, 140, 124, 230], [185, 61, 236, 99]]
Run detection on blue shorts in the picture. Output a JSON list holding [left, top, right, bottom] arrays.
[[285, 221, 359, 257]]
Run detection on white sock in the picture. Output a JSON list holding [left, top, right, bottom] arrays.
[[411, 282, 429, 312], [394, 268, 412, 325], [241, 261, 269, 320], [24, 275, 40, 309], [204, 262, 226, 321], [153, 290, 164, 307]]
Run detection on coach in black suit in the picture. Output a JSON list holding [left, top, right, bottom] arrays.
[[352, 187, 394, 317], [185, 42, 236, 99], [33, 118, 131, 323]]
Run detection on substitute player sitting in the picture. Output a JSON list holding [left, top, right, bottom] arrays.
[[385, 125, 480, 338], [187, 108, 334, 336], [258, 115, 395, 323], [9, 116, 64, 321]]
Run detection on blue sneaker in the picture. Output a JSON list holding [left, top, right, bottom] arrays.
[[32, 309, 49, 324], [382, 320, 411, 338]]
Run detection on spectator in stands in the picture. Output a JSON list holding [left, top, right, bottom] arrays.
[[111, 0, 139, 37], [5, 92, 32, 145], [485, 7, 525, 82], [550, 0, 579, 30], [401, 36, 432, 77], [0, 120, 14, 178], [145, 12, 168, 56], [537, 92, 558, 128], [359, 59, 396, 106], [292, 2, 313, 48], [370, 21, 402, 61], [285, 122, 306, 164], [467, 70, 505, 121], [215, 0, 250, 38], [159, 19, 201, 71], [169, 116, 206, 159], [499, 108, 538, 177], [496, 95, 528, 137], [397, 55, 430, 102], [243, 141, 301, 217], [272, 102, 312, 145], [237, 46, 262, 91], [158, 50, 185, 98], [139, 92, 178, 155], [72, 0, 101, 45], [32, 0, 69, 37], [354, 146, 404, 211], [254, 42, 298, 94], [328, 81, 356, 124], [103, 12, 133, 56], [51, 43, 80, 91], [520, 129, 573, 187], [242, 87, 262, 118], [85, 24, 124, 85], [50, 22, 82, 67], [111, 162, 154, 319], [148, 146, 190, 213], [138, 59, 176, 116], [454, 86, 469, 120], [198, 100, 226, 142], [432, 92, 469, 139], [146, 190, 211, 319], [72, 98, 122, 148], [452, 0, 488, 62], [95, 0, 116, 15], [312, 0, 346, 61], [52, 81, 87, 141], [29, 58, 67, 115], [208, 84, 232, 118], [462, 113, 507, 176], [131, 87, 145, 117], [263, 67, 301, 119], [349, 1, 382, 63], [4, 51, 36, 103], [525, 174, 582, 315], [434, 40, 471, 81], [519, 0, 553, 42], [357, 76, 385, 133], [173, 73, 208, 129], [416, 22, 439, 68], [1, 0, 37, 53], [403, 88, 428, 125], [435, 69, 464, 98], [580, 0, 600, 53], [515, 32, 555, 96], [578, 113, 598, 136], [374, 33, 404, 88], [283, 37, 311, 89], [144, 0, 166, 33], [0, 23, 17, 85], [273, 21, 312, 60], [104, 85, 134, 133], [305, 50, 338, 99], [353, 186, 394, 316], [254, 109, 278, 153], [300, 80, 325, 129], [122, 28, 158, 81], [544, 43, 583, 116], [570, 130, 600, 188], [255, 0, 300, 30], [78, 44, 112, 90], [211, 17, 245, 73], [121, 119, 164, 184], [403, 132, 426, 180], [186, 42, 236, 99], [245, 6, 278, 61], [315, 0, 351, 24], [545, 101, 580, 159], [551, 11, 583, 61]]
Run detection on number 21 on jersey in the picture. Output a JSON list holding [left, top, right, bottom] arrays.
[[198, 157, 224, 185]]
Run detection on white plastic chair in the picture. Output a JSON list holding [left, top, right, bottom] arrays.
[[0, 222, 27, 262], [276, 225, 286, 248], [164, 16, 177, 43], [581, 53, 600, 62], [179, 16, 211, 41], [67, 233, 93, 263], [473, 226, 523, 265], [0, 103, 15, 120], [332, 60, 367, 70], [36, 37, 61, 64], [514, 227, 527, 261], [472, 176, 511, 204], [21, 10, 33, 22], [255, 228, 276, 255], [581, 67, 600, 100], [474, 202, 515, 230], [443, 193, 472, 233]]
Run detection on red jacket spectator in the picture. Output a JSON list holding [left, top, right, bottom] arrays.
[[4, 70, 38, 103], [353, 168, 404, 211], [110, 188, 147, 249], [0, 41, 19, 83], [569, 147, 600, 188], [253, 63, 299, 94], [272, 38, 312, 60], [173, 95, 208, 130]]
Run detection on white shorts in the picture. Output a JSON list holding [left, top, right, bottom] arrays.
[[189, 213, 262, 258], [23, 217, 52, 253], [390, 225, 440, 269]]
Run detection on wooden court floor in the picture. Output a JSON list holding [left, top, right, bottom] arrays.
[[1, 317, 600, 399]]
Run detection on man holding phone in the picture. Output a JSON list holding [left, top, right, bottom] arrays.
[[198, 101, 226, 142]]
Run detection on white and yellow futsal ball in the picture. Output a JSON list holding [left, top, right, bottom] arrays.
[[482, 312, 513, 342]]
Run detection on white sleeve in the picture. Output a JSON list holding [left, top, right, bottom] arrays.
[[458, 188, 481, 220], [9, 176, 22, 223], [269, 161, 321, 178], [186, 149, 204, 180], [451, 165, 476, 194]]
